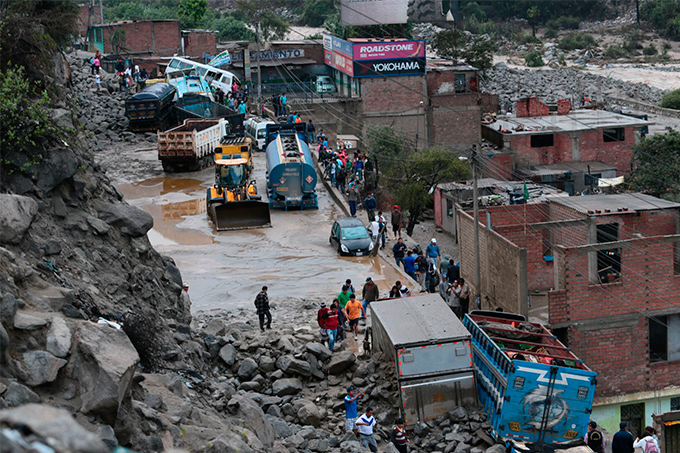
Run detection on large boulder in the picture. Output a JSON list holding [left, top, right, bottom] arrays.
[[238, 357, 259, 380], [0, 194, 38, 244], [67, 322, 140, 424], [297, 401, 322, 427], [218, 343, 237, 366], [271, 378, 303, 396], [276, 355, 311, 377], [46, 316, 72, 358], [0, 404, 109, 453], [3, 381, 40, 407], [21, 351, 67, 386], [96, 202, 153, 237], [306, 342, 333, 361], [0, 294, 18, 323], [228, 395, 275, 448], [34, 148, 79, 193], [325, 351, 356, 374]]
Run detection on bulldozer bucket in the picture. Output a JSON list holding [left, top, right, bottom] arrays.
[[210, 200, 272, 231]]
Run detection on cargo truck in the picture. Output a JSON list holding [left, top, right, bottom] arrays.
[[463, 311, 597, 444], [157, 118, 228, 172], [370, 294, 477, 429]]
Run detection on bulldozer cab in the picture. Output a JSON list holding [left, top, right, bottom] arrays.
[[215, 158, 248, 188]]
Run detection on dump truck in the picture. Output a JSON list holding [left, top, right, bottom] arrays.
[[157, 118, 227, 172], [463, 311, 597, 444], [370, 294, 477, 429], [205, 136, 271, 231], [264, 123, 318, 210]]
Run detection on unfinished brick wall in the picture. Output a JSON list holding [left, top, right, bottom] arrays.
[[100, 21, 181, 56], [579, 128, 636, 175], [183, 31, 217, 59], [516, 97, 549, 118]]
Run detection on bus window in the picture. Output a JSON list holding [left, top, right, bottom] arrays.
[[168, 59, 180, 69]]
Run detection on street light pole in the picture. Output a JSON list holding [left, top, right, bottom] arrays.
[[415, 100, 424, 149], [472, 145, 482, 310], [256, 22, 262, 105]]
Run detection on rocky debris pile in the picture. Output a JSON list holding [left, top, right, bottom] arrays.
[[482, 62, 666, 106]]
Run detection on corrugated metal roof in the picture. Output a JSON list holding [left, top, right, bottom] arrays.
[[371, 294, 469, 346]]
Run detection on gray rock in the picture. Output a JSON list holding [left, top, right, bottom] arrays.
[[96, 202, 153, 237], [238, 357, 259, 380], [203, 318, 226, 337], [0, 195, 38, 244], [325, 351, 356, 374], [87, 215, 111, 235], [218, 343, 237, 366], [95, 424, 118, 450], [276, 355, 312, 377], [42, 239, 62, 256], [454, 443, 471, 453], [267, 414, 294, 438], [35, 148, 79, 193], [340, 440, 363, 451], [0, 294, 19, 323], [297, 401, 322, 427], [13, 312, 48, 330], [485, 445, 506, 453], [306, 342, 333, 361], [258, 354, 276, 372], [228, 395, 275, 448], [46, 316, 72, 358], [21, 350, 67, 386], [0, 322, 9, 359], [67, 322, 140, 424], [272, 377, 303, 396], [0, 404, 109, 453], [205, 431, 255, 453], [449, 406, 468, 422], [4, 381, 40, 406]]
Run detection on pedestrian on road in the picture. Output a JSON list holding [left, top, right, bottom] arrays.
[[415, 251, 429, 291], [361, 277, 379, 318], [93, 56, 100, 74], [393, 237, 407, 268], [363, 194, 377, 224], [447, 259, 460, 283], [391, 205, 402, 240], [440, 254, 450, 277], [337, 286, 350, 342], [585, 421, 605, 453], [369, 217, 380, 244], [426, 238, 441, 269], [404, 251, 416, 281], [317, 302, 329, 347], [254, 286, 271, 331], [633, 428, 659, 453], [458, 278, 471, 317], [344, 386, 364, 439], [447, 279, 462, 318], [391, 418, 409, 453], [322, 301, 340, 351], [344, 279, 356, 296], [95, 74, 101, 91], [356, 407, 378, 452], [336, 165, 347, 194], [280, 93, 287, 115], [612, 422, 634, 453], [345, 294, 365, 339], [307, 119, 316, 143], [396, 280, 410, 297], [375, 211, 386, 249], [348, 182, 359, 217]]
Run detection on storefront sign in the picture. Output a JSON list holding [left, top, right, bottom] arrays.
[[352, 40, 425, 61], [352, 57, 426, 78], [324, 49, 354, 77], [231, 49, 305, 62], [208, 50, 231, 67], [322, 33, 352, 57], [322, 33, 333, 51]]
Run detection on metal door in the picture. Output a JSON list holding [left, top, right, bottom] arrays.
[[621, 403, 644, 438], [665, 423, 680, 453]]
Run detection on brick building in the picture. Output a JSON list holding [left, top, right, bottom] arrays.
[[182, 29, 218, 61], [78, 2, 102, 37], [482, 105, 651, 186], [456, 193, 680, 444], [88, 20, 181, 56]]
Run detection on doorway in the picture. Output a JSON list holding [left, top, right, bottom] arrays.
[[621, 403, 645, 438]]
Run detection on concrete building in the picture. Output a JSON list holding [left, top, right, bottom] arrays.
[[456, 193, 680, 444], [482, 105, 651, 182]]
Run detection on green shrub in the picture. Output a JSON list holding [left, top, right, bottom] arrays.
[[525, 51, 545, 67], [559, 32, 596, 50], [546, 16, 580, 30], [543, 28, 558, 39], [519, 34, 542, 44], [605, 45, 628, 59], [661, 89, 680, 110], [643, 44, 658, 55]]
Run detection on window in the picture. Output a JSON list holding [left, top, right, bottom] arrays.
[[596, 223, 621, 283], [671, 397, 680, 411], [531, 134, 554, 148], [446, 199, 453, 217], [674, 242, 680, 275], [455, 74, 466, 93], [603, 127, 625, 142], [649, 314, 680, 362], [621, 403, 644, 438]]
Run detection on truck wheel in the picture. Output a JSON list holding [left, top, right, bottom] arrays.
[[162, 162, 175, 173], [407, 0, 438, 23]]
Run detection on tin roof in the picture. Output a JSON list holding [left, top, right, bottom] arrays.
[[371, 294, 470, 346], [551, 193, 680, 214]]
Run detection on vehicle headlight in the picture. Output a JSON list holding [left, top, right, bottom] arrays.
[[341, 244, 349, 253], [368, 242, 374, 251]]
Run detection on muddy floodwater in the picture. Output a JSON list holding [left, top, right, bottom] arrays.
[[117, 151, 409, 312]]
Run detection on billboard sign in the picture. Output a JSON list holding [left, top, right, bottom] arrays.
[[331, 35, 353, 57], [322, 33, 333, 51], [231, 49, 305, 62], [340, 0, 451, 26], [324, 49, 354, 77], [353, 57, 426, 78], [352, 40, 426, 61]]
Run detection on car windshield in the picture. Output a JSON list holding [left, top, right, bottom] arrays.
[[341, 226, 369, 240]]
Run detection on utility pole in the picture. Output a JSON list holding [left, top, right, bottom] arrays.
[[255, 22, 262, 105], [636, 0, 640, 27], [472, 145, 482, 311]]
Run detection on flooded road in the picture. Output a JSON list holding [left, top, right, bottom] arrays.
[[117, 150, 409, 312]]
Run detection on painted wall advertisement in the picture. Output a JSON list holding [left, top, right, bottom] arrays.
[[324, 49, 354, 77], [340, 0, 452, 26], [352, 40, 425, 61], [353, 57, 426, 78]]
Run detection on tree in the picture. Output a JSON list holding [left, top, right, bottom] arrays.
[[237, 0, 290, 43], [631, 129, 680, 201], [213, 16, 255, 41], [178, 0, 207, 28], [388, 147, 470, 236], [527, 6, 541, 37], [302, 0, 334, 27], [660, 88, 680, 110], [366, 125, 408, 176], [431, 29, 495, 73]]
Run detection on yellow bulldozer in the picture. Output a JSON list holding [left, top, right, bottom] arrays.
[[206, 136, 271, 231]]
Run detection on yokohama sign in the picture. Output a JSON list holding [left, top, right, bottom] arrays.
[[353, 57, 426, 78]]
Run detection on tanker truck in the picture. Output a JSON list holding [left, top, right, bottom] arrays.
[[264, 124, 318, 210]]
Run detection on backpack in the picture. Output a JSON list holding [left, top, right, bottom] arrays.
[[644, 439, 659, 453], [588, 430, 603, 451]]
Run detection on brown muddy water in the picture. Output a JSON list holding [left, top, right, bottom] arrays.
[[117, 152, 411, 312]]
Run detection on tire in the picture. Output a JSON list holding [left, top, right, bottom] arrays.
[[407, 0, 439, 23]]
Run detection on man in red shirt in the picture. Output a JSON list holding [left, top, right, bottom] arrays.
[[317, 302, 329, 347], [322, 301, 341, 351]]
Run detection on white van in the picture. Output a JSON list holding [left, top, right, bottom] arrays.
[[166, 56, 238, 95], [245, 118, 276, 150]]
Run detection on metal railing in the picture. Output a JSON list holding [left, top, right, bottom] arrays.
[[255, 82, 346, 103]]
